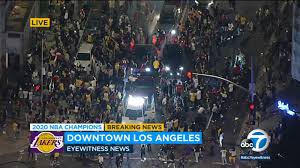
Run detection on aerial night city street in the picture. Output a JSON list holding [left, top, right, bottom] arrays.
[[0, 0, 299, 168]]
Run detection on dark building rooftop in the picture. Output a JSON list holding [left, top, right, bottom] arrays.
[[6, 1, 34, 32]]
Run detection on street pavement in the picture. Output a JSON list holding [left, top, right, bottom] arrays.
[[219, 1, 292, 168], [0, 1, 292, 168]]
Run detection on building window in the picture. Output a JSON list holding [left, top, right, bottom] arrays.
[[8, 33, 20, 38]]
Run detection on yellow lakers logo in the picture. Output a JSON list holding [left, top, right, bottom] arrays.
[[31, 132, 63, 153]]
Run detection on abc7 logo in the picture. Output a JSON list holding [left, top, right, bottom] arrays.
[[240, 139, 254, 148]]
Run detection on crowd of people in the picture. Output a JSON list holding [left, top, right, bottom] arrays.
[[4, 0, 150, 126], [151, 2, 253, 166], [0, 0, 295, 167], [1, 0, 149, 163], [154, 1, 291, 166], [255, 2, 293, 116]]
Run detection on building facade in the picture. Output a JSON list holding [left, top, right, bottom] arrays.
[[292, 1, 300, 82], [0, 0, 40, 77]]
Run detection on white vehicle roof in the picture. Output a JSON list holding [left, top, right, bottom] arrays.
[[126, 104, 143, 110], [78, 43, 93, 54]]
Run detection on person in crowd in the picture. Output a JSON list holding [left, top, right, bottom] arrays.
[[116, 153, 123, 168], [167, 151, 175, 168], [194, 145, 201, 163], [12, 121, 18, 139], [27, 144, 34, 160], [219, 131, 224, 147], [229, 147, 237, 164], [98, 154, 104, 168], [141, 145, 146, 161], [220, 147, 227, 165], [179, 157, 185, 168], [147, 144, 152, 152]]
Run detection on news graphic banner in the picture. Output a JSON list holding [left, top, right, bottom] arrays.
[[30, 132, 135, 153], [29, 123, 203, 153], [104, 123, 164, 131], [30, 123, 104, 132], [240, 129, 271, 160], [64, 145, 134, 153], [30, 132, 64, 153], [64, 132, 202, 145], [30, 18, 50, 28], [30, 123, 164, 132]]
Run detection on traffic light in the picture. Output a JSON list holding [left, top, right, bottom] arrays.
[[249, 102, 256, 125], [34, 84, 41, 92], [249, 103, 255, 111], [130, 39, 135, 50], [187, 71, 192, 79], [152, 35, 157, 45]]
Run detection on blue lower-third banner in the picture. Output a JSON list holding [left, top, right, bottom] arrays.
[[64, 132, 202, 145], [64, 145, 133, 153]]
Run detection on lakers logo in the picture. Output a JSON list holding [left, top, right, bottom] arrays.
[[30, 132, 63, 153]]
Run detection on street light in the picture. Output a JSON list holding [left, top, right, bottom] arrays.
[[192, 72, 249, 92], [145, 67, 151, 72], [40, 31, 46, 122], [179, 66, 184, 71], [177, 8, 181, 14], [170, 72, 173, 76], [171, 29, 176, 35], [176, 72, 180, 76], [165, 66, 170, 72], [155, 14, 160, 20]]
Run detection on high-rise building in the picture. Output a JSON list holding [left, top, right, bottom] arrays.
[[292, 1, 300, 82]]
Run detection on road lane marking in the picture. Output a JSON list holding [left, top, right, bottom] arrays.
[[212, 162, 232, 165], [206, 111, 214, 129]]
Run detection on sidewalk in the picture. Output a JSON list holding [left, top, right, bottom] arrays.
[[237, 0, 289, 136], [235, 2, 290, 168], [255, 1, 290, 94], [0, 120, 29, 156]]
